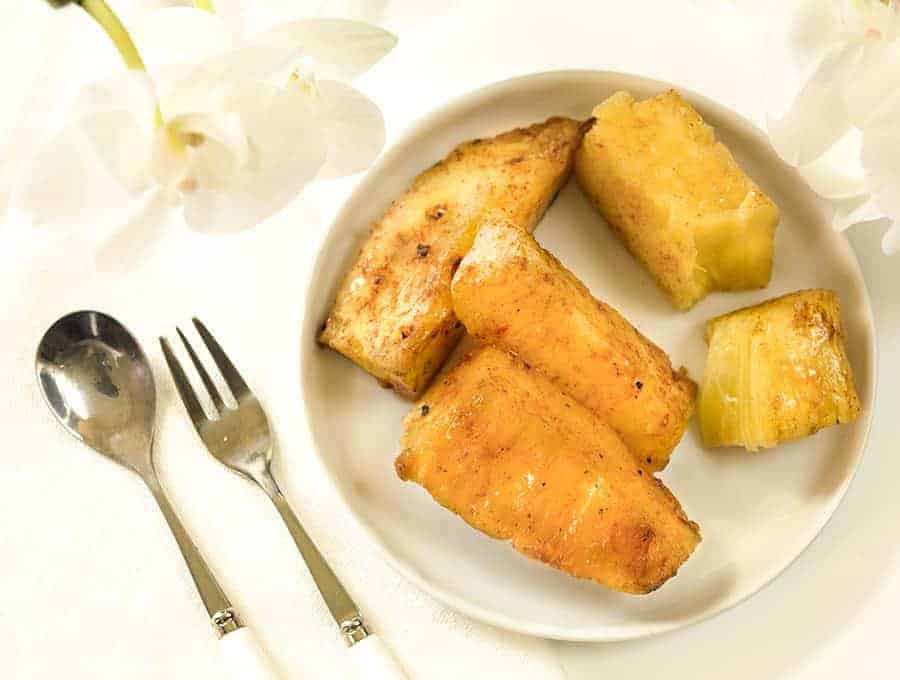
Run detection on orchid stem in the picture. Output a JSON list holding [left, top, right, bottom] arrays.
[[74, 0, 165, 128], [79, 0, 145, 70]]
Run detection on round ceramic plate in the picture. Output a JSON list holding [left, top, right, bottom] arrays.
[[301, 71, 876, 641]]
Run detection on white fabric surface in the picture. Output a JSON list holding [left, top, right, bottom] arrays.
[[1, 1, 897, 679]]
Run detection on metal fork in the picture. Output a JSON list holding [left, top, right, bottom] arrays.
[[160, 319, 407, 679]]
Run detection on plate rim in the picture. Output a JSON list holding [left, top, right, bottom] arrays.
[[300, 69, 878, 642]]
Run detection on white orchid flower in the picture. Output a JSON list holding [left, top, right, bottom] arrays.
[[766, 0, 900, 254], [20, 0, 396, 235]]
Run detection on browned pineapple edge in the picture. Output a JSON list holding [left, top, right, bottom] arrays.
[[319, 116, 588, 398]]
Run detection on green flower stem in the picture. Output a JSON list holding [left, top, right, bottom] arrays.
[[80, 0, 146, 71], [74, 0, 166, 130]]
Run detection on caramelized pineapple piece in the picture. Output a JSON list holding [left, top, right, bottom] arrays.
[[575, 90, 779, 310], [451, 216, 696, 472], [700, 289, 861, 451], [320, 117, 586, 397], [397, 347, 701, 594]]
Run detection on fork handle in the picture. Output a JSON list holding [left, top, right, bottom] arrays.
[[263, 478, 362, 630], [258, 475, 406, 679]]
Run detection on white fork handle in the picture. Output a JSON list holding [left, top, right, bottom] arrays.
[[219, 627, 280, 680], [349, 633, 408, 680]]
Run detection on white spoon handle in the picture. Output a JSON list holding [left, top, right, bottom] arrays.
[[219, 627, 280, 680], [348, 633, 408, 680]]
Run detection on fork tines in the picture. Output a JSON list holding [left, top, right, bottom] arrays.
[[160, 318, 249, 424]]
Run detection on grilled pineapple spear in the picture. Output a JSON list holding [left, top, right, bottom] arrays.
[[576, 90, 779, 310], [451, 215, 696, 472], [699, 289, 861, 451], [397, 346, 700, 595], [320, 117, 586, 397]]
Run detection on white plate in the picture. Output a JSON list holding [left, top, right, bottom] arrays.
[[300, 71, 876, 641]]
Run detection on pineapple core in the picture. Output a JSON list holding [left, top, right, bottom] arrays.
[[576, 90, 779, 310]]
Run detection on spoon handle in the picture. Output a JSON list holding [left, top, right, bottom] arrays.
[[148, 480, 281, 678], [219, 626, 281, 680], [147, 479, 232, 625]]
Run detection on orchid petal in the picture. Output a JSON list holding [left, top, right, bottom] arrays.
[[155, 62, 237, 121], [149, 128, 190, 191], [79, 110, 154, 194], [188, 18, 396, 88], [763, 0, 845, 121], [208, 0, 247, 43], [312, 79, 385, 179], [94, 187, 177, 273], [258, 19, 397, 81], [114, 0, 186, 25], [156, 92, 262, 197], [209, 0, 321, 39], [72, 71, 158, 130], [860, 92, 900, 225], [166, 112, 251, 200], [174, 110, 251, 178], [18, 122, 139, 232], [797, 127, 866, 200], [841, 0, 900, 41], [831, 195, 888, 232], [789, 0, 845, 56], [843, 40, 900, 127], [883, 223, 900, 255], [316, 0, 390, 23], [130, 7, 231, 73], [181, 82, 327, 232], [767, 41, 863, 166], [0, 8, 71, 217]]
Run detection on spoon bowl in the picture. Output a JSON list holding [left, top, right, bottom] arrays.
[[34, 310, 247, 645], [36, 310, 156, 475]]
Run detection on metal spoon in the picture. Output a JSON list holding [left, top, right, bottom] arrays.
[[36, 310, 277, 679]]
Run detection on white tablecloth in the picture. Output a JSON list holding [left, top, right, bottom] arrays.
[[1, 1, 897, 678]]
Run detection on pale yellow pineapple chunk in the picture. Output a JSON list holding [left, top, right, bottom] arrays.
[[576, 90, 779, 310], [699, 289, 861, 451]]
